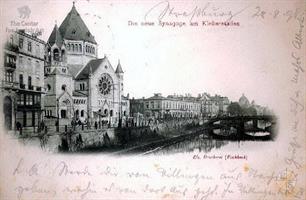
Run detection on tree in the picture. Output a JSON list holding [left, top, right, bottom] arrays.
[[244, 107, 257, 116], [227, 102, 243, 116]]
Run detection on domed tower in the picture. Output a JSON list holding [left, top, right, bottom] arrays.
[[45, 23, 67, 75], [44, 23, 74, 122], [58, 2, 98, 75], [239, 93, 250, 108]]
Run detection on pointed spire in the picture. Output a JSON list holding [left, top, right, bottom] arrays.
[[115, 59, 124, 74], [57, 1, 97, 44], [72, 1, 77, 12], [47, 23, 63, 47]]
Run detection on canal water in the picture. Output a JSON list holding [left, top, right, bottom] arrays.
[[154, 136, 229, 155], [152, 134, 273, 155]]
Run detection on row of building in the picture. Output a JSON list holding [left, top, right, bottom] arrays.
[[130, 93, 231, 120], [1, 2, 269, 133]]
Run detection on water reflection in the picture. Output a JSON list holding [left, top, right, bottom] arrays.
[[154, 136, 229, 155]]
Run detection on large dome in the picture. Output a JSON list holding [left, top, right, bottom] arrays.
[[239, 93, 250, 107]]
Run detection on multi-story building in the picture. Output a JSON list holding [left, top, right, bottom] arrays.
[[130, 93, 201, 119], [44, 3, 129, 129], [1, 30, 45, 133], [199, 93, 230, 117]]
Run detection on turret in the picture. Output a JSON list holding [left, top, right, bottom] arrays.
[[115, 60, 124, 76], [47, 23, 66, 64], [115, 59, 124, 93]]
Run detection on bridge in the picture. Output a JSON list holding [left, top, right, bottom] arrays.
[[206, 115, 277, 141]]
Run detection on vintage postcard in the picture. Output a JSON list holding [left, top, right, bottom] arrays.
[[0, 0, 305, 199]]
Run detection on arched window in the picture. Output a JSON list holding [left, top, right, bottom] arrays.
[[75, 110, 79, 116], [60, 110, 67, 118], [75, 44, 78, 52], [80, 83, 85, 90], [61, 84, 66, 91], [110, 110, 113, 117], [47, 84, 51, 91], [81, 110, 84, 117], [104, 109, 108, 116], [28, 76, 32, 88], [123, 111, 126, 116], [79, 44, 82, 52], [53, 48, 59, 61], [61, 49, 65, 60]]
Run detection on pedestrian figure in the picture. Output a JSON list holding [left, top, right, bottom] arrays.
[[103, 132, 111, 147], [45, 125, 48, 134], [40, 126, 48, 149], [76, 134, 84, 150], [41, 120, 45, 131], [59, 136, 69, 152], [16, 122, 22, 135]]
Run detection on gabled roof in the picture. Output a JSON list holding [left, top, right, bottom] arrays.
[[58, 90, 73, 102], [75, 58, 106, 80], [68, 64, 84, 78], [49, 68, 62, 75], [115, 60, 124, 74], [58, 3, 97, 44], [48, 24, 63, 47]]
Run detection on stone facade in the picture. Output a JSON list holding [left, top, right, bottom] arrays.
[[130, 93, 201, 120], [1, 30, 45, 133], [199, 93, 230, 117], [44, 3, 129, 130]]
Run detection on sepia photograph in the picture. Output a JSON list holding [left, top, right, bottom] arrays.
[[0, 0, 305, 199]]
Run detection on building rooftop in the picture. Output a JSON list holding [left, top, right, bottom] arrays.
[[48, 24, 63, 47], [75, 57, 106, 80], [72, 90, 88, 97], [115, 60, 124, 74], [58, 3, 97, 44]]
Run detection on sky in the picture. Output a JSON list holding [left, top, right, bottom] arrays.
[[1, 0, 304, 112]]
